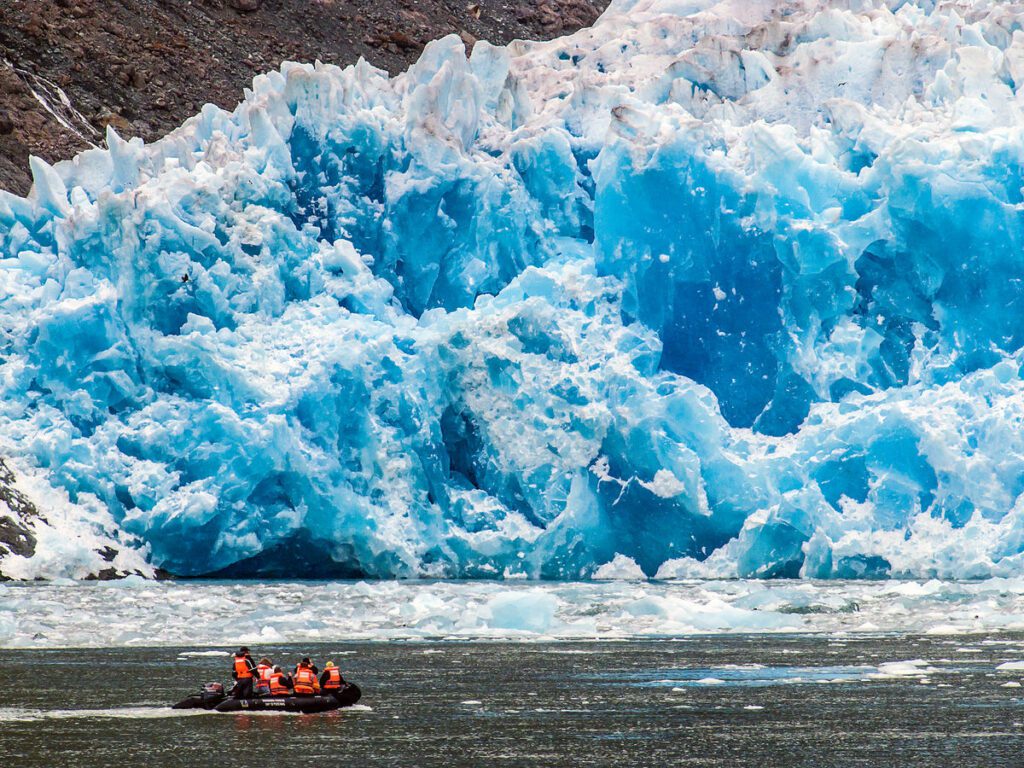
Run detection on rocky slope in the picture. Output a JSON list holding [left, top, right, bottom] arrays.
[[0, 0, 607, 195]]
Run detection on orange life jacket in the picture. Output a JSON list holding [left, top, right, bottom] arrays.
[[293, 667, 317, 695], [233, 655, 253, 679], [323, 667, 343, 690], [269, 672, 290, 696]]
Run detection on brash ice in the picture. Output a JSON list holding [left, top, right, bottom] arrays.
[[3, 0, 1024, 580]]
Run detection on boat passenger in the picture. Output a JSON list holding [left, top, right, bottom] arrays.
[[293, 660, 320, 696], [230, 646, 258, 698], [320, 661, 345, 693], [294, 656, 319, 677], [269, 666, 293, 697], [254, 657, 273, 696]]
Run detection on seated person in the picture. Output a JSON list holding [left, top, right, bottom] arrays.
[[268, 666, 293, 697], [292, 659, 319, 695], [254, 657, 273, 696], [320, 661, 346, 694]]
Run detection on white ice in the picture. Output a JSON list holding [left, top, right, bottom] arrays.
[[5, 577, 1024, 648]]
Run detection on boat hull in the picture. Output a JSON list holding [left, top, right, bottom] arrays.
[[173, 683, 361, 713]]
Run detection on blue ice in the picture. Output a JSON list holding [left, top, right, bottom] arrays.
[[3, 0, 1024, 580]]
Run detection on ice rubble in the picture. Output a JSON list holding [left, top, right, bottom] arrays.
[[7, 578, 1024, 646], [3, 0, 1024, 579]]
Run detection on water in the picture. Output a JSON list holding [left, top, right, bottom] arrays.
[[6, 580, 1024, 765], [2, 636, 1024, 766]]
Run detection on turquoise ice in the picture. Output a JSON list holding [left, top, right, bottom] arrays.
[[3, 0, 1024, 579]]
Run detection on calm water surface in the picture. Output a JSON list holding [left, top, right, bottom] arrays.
[[2, 636, 1024, 767]]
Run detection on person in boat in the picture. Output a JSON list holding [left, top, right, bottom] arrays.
[[230, 646, 258, 698], [292, 659, 320, 696], [320, 661, 346, 694], [253, 657, 274, 696], [268, 666, 293, 697]]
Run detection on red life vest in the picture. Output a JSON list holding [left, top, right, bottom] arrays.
[[293, 666, 317, 695], [233, 655, 253, 679], [323, 667, 343, 690], [269, 672, 290, 696]]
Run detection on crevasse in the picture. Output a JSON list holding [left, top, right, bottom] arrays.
[[3, 0, 1024, 580]]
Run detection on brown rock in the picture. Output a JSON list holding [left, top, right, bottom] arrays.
[[387, 31, 420, 51], [0, 72, 27, 96], [130, 68, 148, 89], [96, 110, 132, 132]]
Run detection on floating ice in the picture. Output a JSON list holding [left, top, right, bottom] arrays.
[[634, 664, 880, 687], [176, 650, 231, 658], [484, 589, 560, 633], [6, 577, 1024, 648], [4, 0, 1024, 579], [869, 660, 939, 679], [593, 554, 646, 580]]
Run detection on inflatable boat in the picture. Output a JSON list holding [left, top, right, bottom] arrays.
[[173, 682, 361, 713]]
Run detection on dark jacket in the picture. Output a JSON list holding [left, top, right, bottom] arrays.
[[231, 654, 258, 680]]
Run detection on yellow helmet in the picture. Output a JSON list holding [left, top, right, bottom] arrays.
[[325, 661, 336, 668]]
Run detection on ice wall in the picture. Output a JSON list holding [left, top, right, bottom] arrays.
[[3, 0, 1024, 579]]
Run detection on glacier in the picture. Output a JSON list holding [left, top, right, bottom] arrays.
[[3, 0, 1024, 580]]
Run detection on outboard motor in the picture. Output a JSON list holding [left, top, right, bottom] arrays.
[[172, 682, 227, 710], [200, 682, 225, 704]]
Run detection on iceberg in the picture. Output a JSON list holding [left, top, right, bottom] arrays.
[[3, 0, 1024, 579]]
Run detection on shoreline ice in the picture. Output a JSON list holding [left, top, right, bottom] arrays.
[[6, 577, 1024, 648]]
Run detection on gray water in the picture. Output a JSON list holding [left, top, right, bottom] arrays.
[[2, 636, 1024, 767]]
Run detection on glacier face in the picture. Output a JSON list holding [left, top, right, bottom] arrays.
[[3, 0, 1024, 579]]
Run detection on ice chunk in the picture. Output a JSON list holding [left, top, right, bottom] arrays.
[[593, 554, 647, 580], [484, 590, 559, 633], [870, 660, 939, 679]]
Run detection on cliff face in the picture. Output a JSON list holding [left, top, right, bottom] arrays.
[[0, 0, 607, 195]]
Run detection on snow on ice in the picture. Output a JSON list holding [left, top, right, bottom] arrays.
[[3, 0, 1024, 579]]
